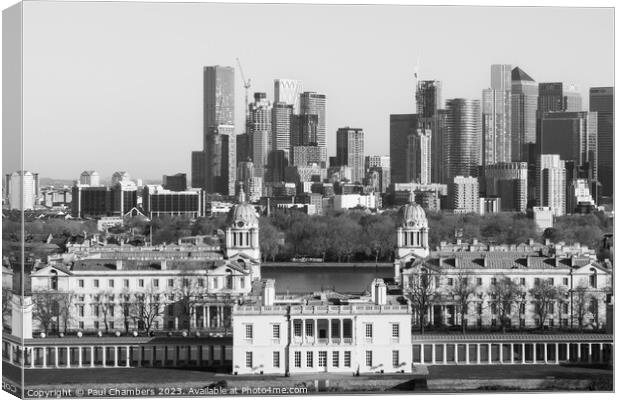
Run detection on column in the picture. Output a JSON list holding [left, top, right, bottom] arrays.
[[191, 307, 197, 329], [577, 343, 581, 362], [533, 343, 537, 364], [206, 306, 211, 328], [465, 345, 469, 364], [599, 343, 605, 363], [42, 347, 47, 368], [219, 306, 224, 327], [66, 346, 71, 367], [150, 346, 155, 367], [90, 346, 94, 367], [340, 319, 344, 342], [313, 319, 317, 342], [420, 344, 425, 364], [443, 344, 447, 364], [543, 343, 548, 364], [327, 319, 332, 344], [487, 343, 492, 364], [566, 343, 570, 362], [114, 346, 118, 367], [173, 346, 178, 367], [476, 344, 480, 365], [521, 343, 525, 364], [54, 347, 59, 368], [499, 343, 503, 364], [126, 346, 131, 367], [31, 348, 36, 368], [510, 343, 514, 364], [137, 346, 143, 367], [8, 344, 13, 364], [555, 343, 559, 364], [102, 346, 107, 367], [431, 344, 436, 365], [78, 347, 82, 368], [454, 345, 459, 365], [588, 343, 592, 364], [202, 306, 207, 329]]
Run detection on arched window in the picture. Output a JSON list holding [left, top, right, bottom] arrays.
[[50, 270, 58, 291], [589, 268, 597, 289]]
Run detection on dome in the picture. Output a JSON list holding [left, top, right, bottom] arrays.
[[399, 191, 428, 229], [228, 188, 259, 229]]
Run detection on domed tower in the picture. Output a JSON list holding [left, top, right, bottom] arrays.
[[394, 190, 429, 282], [224, 187, 261, 262]]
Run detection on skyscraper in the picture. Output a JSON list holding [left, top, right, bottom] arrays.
[[445, 99, 482, 181], [448, 176, 479, 214], [589, 87, 614, 196], [274, 79, 303, 114], [482, 162, 528, 212], [390, 114, 418, 184], [272, 102, 293, 154], [511, 67, 538, 162], [538, 82, 582, 113], [415, 80, 445, 184], [249, 93, 272, 180], [537, 111, 598, 182], [336, 127, 365, 184], [79, 170, 100, 186], [300, 92, 327, 163], [482, 64, 512, 166], [203, 66, 235, 131], [406, 127, 431, 184], [416, 80, 442, 117], [537, 154, 566, 216]]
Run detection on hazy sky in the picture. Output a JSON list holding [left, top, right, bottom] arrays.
[[16, 1, 614, 180]]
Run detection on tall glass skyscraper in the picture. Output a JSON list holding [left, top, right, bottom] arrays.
[[538, 82, 582, 113], [203, 66, 235, 131], [390, 114, 418, 184], [300, 92, 327, 163], [482, 64, 512, 166], [416, 80, 442, 118], [274, 79, 303, 114], [415, 80, 445, 184], [249, 93, 272, 180], [589, 87, 614, 196], [511, 67, 538, 162], [445, 99, 482, 181]]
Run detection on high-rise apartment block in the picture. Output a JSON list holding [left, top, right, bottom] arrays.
[[249, 93, 272, 180], [274, 79, 303, 114], [536, 154, 566, 216], [482, 64, 512, 166], [292, 146, 327, 168], [445, 99, 482, 181], [589, 87, 614, 196], [538, 82, 582, 113], [448, 176, 479, 214], [511, 67, 538, 162], [336, 127, 365, 184], [406, 127, 431, 184]]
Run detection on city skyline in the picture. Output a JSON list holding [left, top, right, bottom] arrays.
[[6, 2, 614, 180]]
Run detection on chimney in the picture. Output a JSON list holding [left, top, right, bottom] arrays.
[[374, 279, 387, 306], [262, 279, 276, 306], [526, 256, 531, 268], [115, 259, 123, 270], [160, 259, 167, 270], [554, 256, 561, 267], [483, 256, 488, 267], [454, 257, 459, 268], [528, 238, 534, 246], [545, 238, 551, 246]]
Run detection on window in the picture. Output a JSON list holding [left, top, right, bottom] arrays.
[[434, 276, 440, 287], [589, 269, 597, 288], [94, 279, 99, 288], [549, 303, 555, 314], [198, 279, 204, 287], [78, 305, 84, 317], [245, 352, 253, 368], [490, 278, 497, 286], [108, 279, 114, 288], [294, 352, 301, 368], [78, 279, 84, 288], [534, 278, 540, 286], [447, 278, 454, 286], [563, 277, 569, 286], [549, 318, 554, 327], [109, 306, 115, 317], [547, 278, 554, 285], [365, 323, 373, 338], [138, 279, 144, 288], [520, 278, 526, 286], [168, 305, 174, 316], [344, 351, 351, 367], [463, 278, 468, 286], [212, 278, 218, 289], [93, 305, 100, 317], [563, 303, 569, 314], [78, 295, 85, 302], [272, 324, 280, 339], [240, 278, 245, 289], [109, 321, 114, 329], [306, 351, 313, 368], [294, 321, 302, 337], [226, 275, 233, 289], [392, 350, 399, 367], [332, 351, 339, 367], [78, 321, 84, 330], [245, 324, 253, 339], [168, 279, 174, 288], [94, 321, 99, 329], [124, 279, 129, 288], [318, 351, 327, 367], [477, 303, 483, 315], [183, 278, 189, 287], [273, 352, 280, 368], [305, 321, 314, 337], [476, 278, 482, 286], [153, 279, 159, 288], [490, 303, 497, 314], [167, 321, 174, 329], [391, 323, 399, 338], [365, 351, 373, 367]]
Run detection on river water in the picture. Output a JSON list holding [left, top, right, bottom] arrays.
[[261, 264, 394, 294]]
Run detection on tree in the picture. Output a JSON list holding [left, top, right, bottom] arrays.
[[93, 291, 116, 333], [448, 272, 478, 334], [174, 277, 207, 331], [2, 288, 12, 328], [259, 218, 284, 262], [119, 289, 134, 333], [529, 279, 566, 330], [328, 216, 362, 262], [131, 285, 165, 333], [56, 291, 76, 334], [488, 275, 521, 332], [360, 215, 395, 263], [32, 291, 61, 334], [406, 264, 439, 334]]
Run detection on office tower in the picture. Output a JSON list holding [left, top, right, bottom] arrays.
[[406, 127, 431, 184], [111, 180, 138, 215], [589, 87, 614, 196], [566, 179, 596, 214], [300, 92, 327, 162], [537, 111, 598, 182], [142, 185, 202, 218], [482, 64, 512, 166], [416, 80, 442, 117], [79, 170, 100, 186], [511, 67, 538, 162], [445, 99, 482, 181], [236, 133, 251, 163], [336, 127, 365, 184], [272, 102, 293, 154], [448, 176, 479, 213], [390, 114, 418, 184], [482, 162, 528, 212], [365, 155, 390, 170], [6, 171, 37, 210], [267, 150, 288, 183], [537, 154, 566, 216], [237, 161, 262, 202], [162, 173, 187, 191], [292, 146, 327, 167], [274, 79, 303, 113], [538, 82, 582, 113], [71, 186, 111, 218], [291, 114, 319, 147], [249, 93, 272, 180], [203, 66, 235, 131], [205, 125, 236, 195], [191, 151, 207, 189], [366, 167, 390, 193]]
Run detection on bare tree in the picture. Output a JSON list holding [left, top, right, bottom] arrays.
[[529, 279, 566, 330], [93, 291, 116, 333], [488, 275, 521, 333], [447, 271, 478, 334], [174, 277, 207, 331], [406, 264, 439, 334], [514, 285, 528, 330], [131, 285, 165, 333], [119, 289, 134, 333], [56, 291, 76, 334], [32, 291, 60, 334]]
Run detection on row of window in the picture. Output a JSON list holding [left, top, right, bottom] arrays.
[[246, 323, 400, 340], [418, 275, 599, 289], [74, 276, 245, 290]]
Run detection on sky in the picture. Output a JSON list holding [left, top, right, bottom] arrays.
[[8, 1, 615, 181]]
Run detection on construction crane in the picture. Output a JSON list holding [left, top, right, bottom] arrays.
[[236, 58, 251, 127]]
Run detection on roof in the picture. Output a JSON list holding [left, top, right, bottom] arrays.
[[512, 66, 535, 82], [70, 258, 248, 273]]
